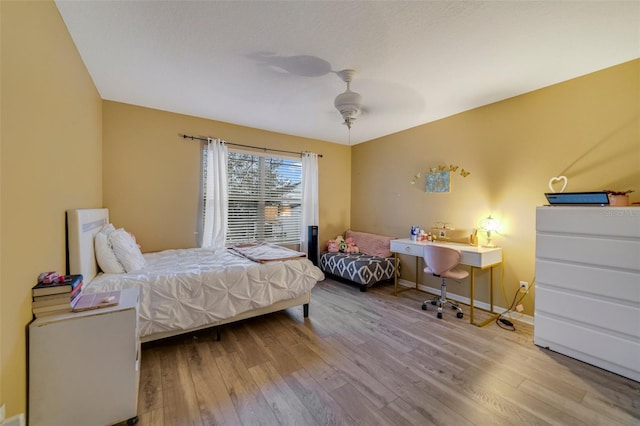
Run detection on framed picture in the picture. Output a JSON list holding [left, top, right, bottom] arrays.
[[426, 171, 450, 193]]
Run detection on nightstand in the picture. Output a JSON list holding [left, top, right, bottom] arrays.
[[28, 287, 140, 426]]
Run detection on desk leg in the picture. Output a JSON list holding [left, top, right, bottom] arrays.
[[394, 253, 399, 296], [393, 254, 427, 296], [469, 266, 475, 325], [471, 265, 500, 327], [490, 267, 494, 313]]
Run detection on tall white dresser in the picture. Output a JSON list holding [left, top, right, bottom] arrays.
[[29, 287, 140, 426], [535, 206, 640, 381]]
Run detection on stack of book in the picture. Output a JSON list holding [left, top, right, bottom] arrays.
[[32, 274, 83, 318]]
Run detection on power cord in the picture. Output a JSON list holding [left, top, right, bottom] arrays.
[[496, 277, 535, 331]]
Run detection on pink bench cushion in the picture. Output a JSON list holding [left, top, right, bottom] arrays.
[[346, 230, 396, 258]]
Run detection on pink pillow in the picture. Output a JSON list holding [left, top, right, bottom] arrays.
[[345, 230, 396, 258]]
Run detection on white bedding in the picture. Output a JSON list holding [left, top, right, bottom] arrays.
[[84, 247, 324, 339]]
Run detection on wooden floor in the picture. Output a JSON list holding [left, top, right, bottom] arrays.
[[127, 278, 640, 426]]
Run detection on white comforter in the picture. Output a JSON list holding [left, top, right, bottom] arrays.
[[85, 247, 324, 338]]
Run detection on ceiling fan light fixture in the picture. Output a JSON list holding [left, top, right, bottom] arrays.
[[334, 88, 362, 125], [334, 69, 362, 129]]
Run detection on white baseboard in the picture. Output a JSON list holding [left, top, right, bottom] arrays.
[[396, 278, 534, 325]]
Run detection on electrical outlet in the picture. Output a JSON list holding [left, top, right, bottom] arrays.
[[519, 281, 529, 291]]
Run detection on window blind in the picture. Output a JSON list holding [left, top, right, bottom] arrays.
[[204, 149, 302, 246]]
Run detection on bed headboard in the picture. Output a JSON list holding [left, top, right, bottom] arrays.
[[67, 208, 109, 284]]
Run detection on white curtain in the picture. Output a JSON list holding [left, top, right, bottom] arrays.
[[201, 138, 228, 249], [300, 152, 319, 253]]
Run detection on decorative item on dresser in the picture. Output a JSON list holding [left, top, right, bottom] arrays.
[[603, 189, 634, 206]]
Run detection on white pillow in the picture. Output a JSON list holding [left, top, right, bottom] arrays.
[[94, 224, 125, 274], [101, 223, 116, 235], [109, 228, 146, 272]]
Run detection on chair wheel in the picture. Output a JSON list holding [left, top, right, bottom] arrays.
[[456, 312, 463, 319], [437, 312, 443, 319], [421, 303, 427, 310]]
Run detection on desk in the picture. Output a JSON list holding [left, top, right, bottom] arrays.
[[390, 238, 502, 327]]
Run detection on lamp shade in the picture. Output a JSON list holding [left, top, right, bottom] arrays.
[[478, 215, 500, 247], [479, 216, 499, 233]]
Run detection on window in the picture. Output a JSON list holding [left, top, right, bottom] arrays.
[[203, 149, 302, 246]]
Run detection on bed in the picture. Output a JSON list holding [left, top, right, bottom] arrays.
[[66, 208, 325, 342]]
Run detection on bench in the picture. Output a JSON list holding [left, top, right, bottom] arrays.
[[319, 230, 398, 292]]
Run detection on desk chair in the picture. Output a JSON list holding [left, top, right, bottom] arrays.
[[421, 245, 469, 319]]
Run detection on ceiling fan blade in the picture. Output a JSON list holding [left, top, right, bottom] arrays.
[[356, 78, 426, 115], [247, 52, 333, 77]]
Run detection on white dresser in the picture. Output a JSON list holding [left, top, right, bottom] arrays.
[[29, 287, 140, 426], [535, 206, 640, 381]]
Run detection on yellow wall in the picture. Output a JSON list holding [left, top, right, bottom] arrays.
[[0, 0, 102, 416], [352, 59, 639, 316], [102, 101, 351, 253]]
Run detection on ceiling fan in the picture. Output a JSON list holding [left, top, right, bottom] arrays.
[[249, 54, 424, 137], [334, 69, 363, 129]]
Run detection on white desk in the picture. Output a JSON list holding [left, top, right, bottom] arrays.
[[390, 238, 502, 326]]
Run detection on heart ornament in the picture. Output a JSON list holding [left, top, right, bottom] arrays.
[[548, 176, 568, 193]]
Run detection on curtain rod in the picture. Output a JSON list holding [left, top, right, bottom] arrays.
[[179, 134, 323, 158]]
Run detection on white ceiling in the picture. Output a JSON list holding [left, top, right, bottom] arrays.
[[55, 1, 639, 145]]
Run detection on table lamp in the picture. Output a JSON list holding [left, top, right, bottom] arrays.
[[478, 215, 500, 247]]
